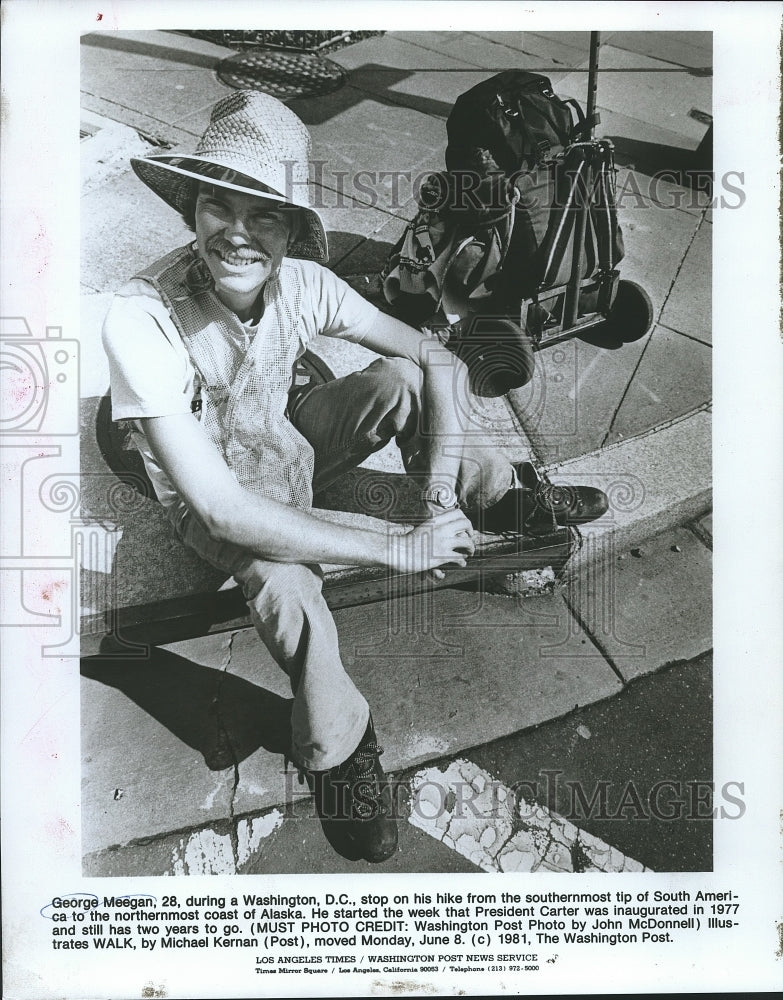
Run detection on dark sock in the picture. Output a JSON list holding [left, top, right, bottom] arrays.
[[469, 486, 535, 534]]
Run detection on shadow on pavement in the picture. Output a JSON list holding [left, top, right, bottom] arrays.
[[290, 64, 454, 125], [80, 31, 224, 69], [81, 650, 293, 769], [608, 132, 713, 193], [315, 468, 424, 524]]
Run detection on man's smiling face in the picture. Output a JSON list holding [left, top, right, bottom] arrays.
[[194, 183, 295, 316]]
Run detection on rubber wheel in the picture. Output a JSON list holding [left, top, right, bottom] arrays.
[[449, 316, 535, 397], [95, 393, 156, 498], [578, 280, 654, 350], [295, 349, 335, 387]]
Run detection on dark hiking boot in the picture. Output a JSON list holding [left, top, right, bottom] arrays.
[[472, 462, 609, 536], [309, 715, 398, 864]]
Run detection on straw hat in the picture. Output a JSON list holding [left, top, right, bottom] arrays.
[[130, 90, 328, 262]]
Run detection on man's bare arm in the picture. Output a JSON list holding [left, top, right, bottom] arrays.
[[140, 412, 474, 571], [358, 310, 447, 365]]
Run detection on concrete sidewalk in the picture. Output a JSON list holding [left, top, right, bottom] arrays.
[[78, 29, 712, 872], [82, 516, 712, 874]]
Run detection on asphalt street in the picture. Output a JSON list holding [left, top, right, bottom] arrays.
[[240, 652, 712, 875]]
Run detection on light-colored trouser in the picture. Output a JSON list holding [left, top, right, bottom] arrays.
[[169, 357, 513, 771]]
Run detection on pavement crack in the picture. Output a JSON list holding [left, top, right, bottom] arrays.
[[223, 628, 238, 670], [530, 821, 558, 872], [494, 817, 524, 861], [571, 830, 594, 873], [492, 793, 534, 863], [442, 803, 457, 840], [213, 630, 242, 870]]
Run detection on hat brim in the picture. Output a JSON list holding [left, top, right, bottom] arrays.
[[130, 154, 328, 263]]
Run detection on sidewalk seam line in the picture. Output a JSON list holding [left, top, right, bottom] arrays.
[[500, 395, 548, 468], [309, 181, 410, 242], [615, 176, 711, 218], [560, 591, 628, 686], [658, 211, 707, 319], [338, 35, 478, 76], [81, 90, 201, 137], [389, 31, 543, 72], [343, 85, 450, 121], [547, 401, 711, 469], [590, 101, 709, 142], [216, 629, 241, 870], [656, 322, 712, 349], [600, 334, 656, 449], [479, 30, 592, 62], [603, 211, 707, 446], [594, 40, 710, 73]]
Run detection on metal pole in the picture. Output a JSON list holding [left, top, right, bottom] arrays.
[[564, 30, 601, 329], [586, 31, 601, 135]]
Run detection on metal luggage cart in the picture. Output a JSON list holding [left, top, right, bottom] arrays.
[[522, 32, 653, 353]]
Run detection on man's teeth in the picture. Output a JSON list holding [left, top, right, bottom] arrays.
[[216, 248, 265, 266]]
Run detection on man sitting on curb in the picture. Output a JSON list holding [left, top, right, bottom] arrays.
[[102, 90, 608, 864]]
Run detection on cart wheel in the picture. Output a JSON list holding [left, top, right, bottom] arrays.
[[294, 349, 335, 387], [449, 315, 535, 397], [95, 393, 157, 499], [579, 280, 654, 350]]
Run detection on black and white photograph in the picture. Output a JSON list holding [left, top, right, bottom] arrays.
[[1, 2, 782, 997], [78, 22, 715, 878]]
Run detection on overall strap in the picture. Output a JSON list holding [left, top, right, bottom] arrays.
[[134, 248, 314, 510]]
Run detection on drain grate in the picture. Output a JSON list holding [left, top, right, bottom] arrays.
[[688, 108, 713, 126], [182, 29, 380, 53], [217, 50, 347, 100], [80, 121, 100, 141]]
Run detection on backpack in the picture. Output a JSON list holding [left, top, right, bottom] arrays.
[[381, 170, 519, 326], [382, 70, 625, 343], [445, 69, 588, 174]]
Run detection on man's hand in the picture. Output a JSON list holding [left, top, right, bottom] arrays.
[[388, 508, 476, 579], [140, 412, 473, 571]]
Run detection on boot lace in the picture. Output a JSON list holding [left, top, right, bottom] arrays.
[[535, 482, 578, 513], [337, 740, 385, 819]]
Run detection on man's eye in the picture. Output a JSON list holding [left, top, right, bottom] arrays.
[[251, 212, 285, 224]]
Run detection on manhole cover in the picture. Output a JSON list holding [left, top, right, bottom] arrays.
[[183, 30, 381, 53], [217, 50, 347, 100]]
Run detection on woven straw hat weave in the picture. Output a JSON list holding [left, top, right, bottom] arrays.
[[131, 90, 328, 262]]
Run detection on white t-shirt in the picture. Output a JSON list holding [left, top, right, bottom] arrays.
[[102, 255, 379, 506]]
